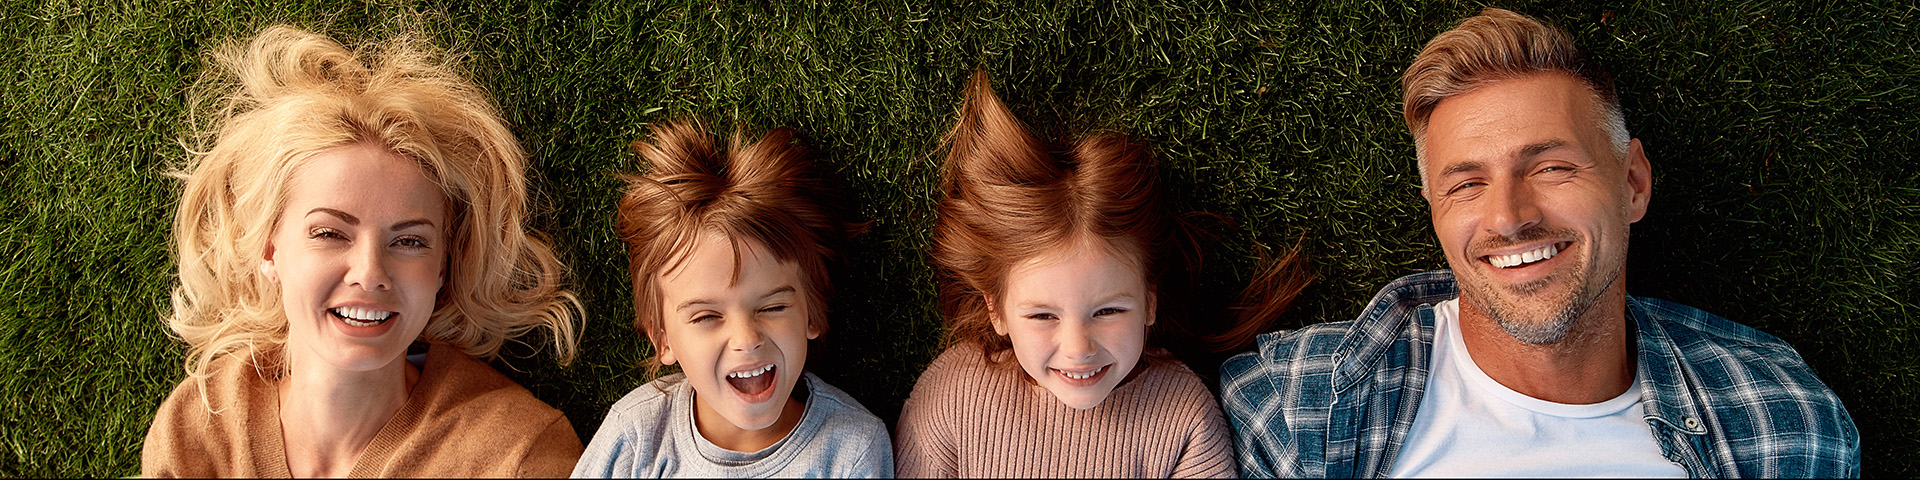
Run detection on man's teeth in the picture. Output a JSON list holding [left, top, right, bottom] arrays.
[[1059, 365, 1107, 380], [728, 365, 774, 379], [333, 307, 394, 327], [1489, 243, 1560, 268]]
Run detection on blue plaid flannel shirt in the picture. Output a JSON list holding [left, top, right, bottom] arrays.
[[1219, 270, 1860, 478]]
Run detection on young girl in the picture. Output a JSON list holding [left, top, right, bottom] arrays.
[[143, 25, 584, 477], [573, 120, 892, 478], [893, 72, 1308, 478]]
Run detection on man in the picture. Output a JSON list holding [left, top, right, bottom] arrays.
[[1219, 8, 1859, 478]]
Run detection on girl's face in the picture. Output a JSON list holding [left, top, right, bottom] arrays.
[[654, 231, 817, 437], [990, 236, 1154, 410], [264, 142, 446, 375]]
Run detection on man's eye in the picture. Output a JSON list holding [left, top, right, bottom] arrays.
[[1448, 181, 1485, 195]]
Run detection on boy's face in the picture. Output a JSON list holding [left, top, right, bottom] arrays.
[[655, 231, 817, 434]]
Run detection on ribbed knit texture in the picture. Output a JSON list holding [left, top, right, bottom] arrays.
[[141, 344, 583, 478], [893, 344, 1237, 478]]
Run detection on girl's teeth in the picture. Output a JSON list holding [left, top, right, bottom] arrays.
[[728, 364, 774, 378], [1060, 365, 1106, 380]]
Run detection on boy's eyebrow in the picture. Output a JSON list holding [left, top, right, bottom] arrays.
[[675, 299, 716, 312], [674, 286, 799, 312]]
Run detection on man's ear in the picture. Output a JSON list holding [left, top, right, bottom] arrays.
[[985, 294, 1007, 336], [1624, 138, 1653, 223]]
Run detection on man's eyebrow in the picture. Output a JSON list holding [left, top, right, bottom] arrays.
[[1518, 140, 1566, 158], [1439, 161, 1486, 178], [307, 208, 359, 225]]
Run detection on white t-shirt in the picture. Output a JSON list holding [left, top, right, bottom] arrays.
[[1387, 299, 1687, 478]]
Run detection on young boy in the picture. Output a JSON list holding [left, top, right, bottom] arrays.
[[572, 120, 892, 478]]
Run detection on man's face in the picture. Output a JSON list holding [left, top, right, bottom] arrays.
[[1421, 73, 1651, 344]]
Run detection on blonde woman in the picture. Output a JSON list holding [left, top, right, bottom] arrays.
[[142, 25, 585, 477]]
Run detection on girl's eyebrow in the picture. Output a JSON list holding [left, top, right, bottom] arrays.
[[758, 286, 797, 302]]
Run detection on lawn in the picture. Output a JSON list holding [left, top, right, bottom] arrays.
[[2, 0, 1915, 476]]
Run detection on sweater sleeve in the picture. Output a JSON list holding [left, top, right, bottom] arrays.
[[892, 358, 959, 478], [515, 414, 585, 478]]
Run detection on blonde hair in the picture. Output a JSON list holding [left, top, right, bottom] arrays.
[[1402, 7, 1629, 188], [615, 119, 856, 378], [167, 25, 582, 383]]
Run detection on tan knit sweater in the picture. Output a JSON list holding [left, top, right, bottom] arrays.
[[141, 344, 583, 478], [893, 344, 1237, 478]]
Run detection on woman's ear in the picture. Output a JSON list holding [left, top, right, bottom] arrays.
[[259, 242, 280, 284], [985, 294, 1007, 336]]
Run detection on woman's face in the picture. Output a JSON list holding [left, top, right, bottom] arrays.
[[990, 236, 1154, 410], [263, 141, 447, 374]]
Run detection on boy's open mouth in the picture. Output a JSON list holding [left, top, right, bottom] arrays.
[[726, 364, 776, 396]]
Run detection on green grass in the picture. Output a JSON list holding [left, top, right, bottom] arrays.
[[3, 0, 1915, 476]]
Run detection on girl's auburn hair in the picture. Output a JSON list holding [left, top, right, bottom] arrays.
[[933, 71, 1309, 364], [615, 119, 857, 378]]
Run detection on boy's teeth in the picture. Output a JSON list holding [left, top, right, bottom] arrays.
[[727, 364, 774, 378], [1489, 243, 1560, 268]]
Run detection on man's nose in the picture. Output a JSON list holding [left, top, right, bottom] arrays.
[[1485, 181, 1542, 239]]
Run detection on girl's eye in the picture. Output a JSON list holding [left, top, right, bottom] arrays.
[[1024, 313, 1058, 321], [1094, 307, 1129, 317]]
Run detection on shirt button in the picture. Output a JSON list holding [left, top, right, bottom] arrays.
[[1683, 417, 1700, 429]]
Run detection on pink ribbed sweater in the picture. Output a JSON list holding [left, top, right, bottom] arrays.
[[893, 345, 1237, 478]]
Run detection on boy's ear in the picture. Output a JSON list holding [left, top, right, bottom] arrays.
[[807, 320, 821, 340], [648, 327, 677, 366], [985, 294, 1007, 335], [658, 340, 677, 366]]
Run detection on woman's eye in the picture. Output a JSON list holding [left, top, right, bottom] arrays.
[[310, 228, 345, 240], [393, 236, 429, 249], [1094, 307, 1129, 317]]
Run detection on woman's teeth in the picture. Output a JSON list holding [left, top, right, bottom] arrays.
[[332, 307, 394, 327], [1059, 365, 1107, 380], [728, 364, 775, 379], [1489, 243, 1561, 269]]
